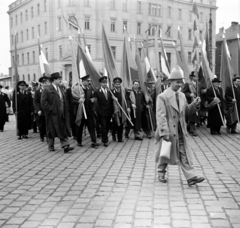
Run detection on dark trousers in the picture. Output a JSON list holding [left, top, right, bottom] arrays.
[[0, 124, 4, 131], [76, 115, 96, 144], [210, 126, 221, 133], [48, 138, 69, 150], [112, 121, 123, 141], [38, 115, 46, 139], [100, 116, 111, 143], [70, 113, 76, 137]]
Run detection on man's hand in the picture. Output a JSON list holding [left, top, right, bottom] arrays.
[[202, 89, 207, 93], [146, 105, 150, 109], [131, 104, 136, 109], [162, 134, 169, 141], [194, 97, 201, 105], [112, 96, 118, 102], [232, 99, 236, 103], [127, 108, 131, 112], [190, 93, 195, 98], [90, 98, 95, 103], [38, 111, 42, 116], [213, 97, 220, 103], [79, 98, 85, 103]]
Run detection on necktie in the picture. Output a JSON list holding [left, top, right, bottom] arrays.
[[57, 87, 62, 99], [176, 92, 180, 111], [104, 89, 108, 100]]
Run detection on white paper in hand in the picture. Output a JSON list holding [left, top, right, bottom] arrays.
[[160, 140, 172, 159]]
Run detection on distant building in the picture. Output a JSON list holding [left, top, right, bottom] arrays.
[[215, 22, 240, 77], [0, 74, 12, 88], [8, 0, 217, 83]]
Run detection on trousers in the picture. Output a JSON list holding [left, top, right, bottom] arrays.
[[48, 137, 69, 149], [100, 116, 111, 143]]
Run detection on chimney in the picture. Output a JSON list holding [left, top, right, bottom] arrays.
[[231, 22, 239, 26]]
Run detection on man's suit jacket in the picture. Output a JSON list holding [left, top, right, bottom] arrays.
[[33, 88, 44, 115], [94, 87, 113, 117]]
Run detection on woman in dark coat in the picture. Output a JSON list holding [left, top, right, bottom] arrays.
[[0, 85, 11, 132], [12, 81, 33, 139], [205, 78, 224, 135]]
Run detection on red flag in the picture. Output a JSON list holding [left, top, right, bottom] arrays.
[[159, 30, 170, 78], [38, 38, 51, 76], [205, 22, 210, 65], [192, 3, 199, 19]]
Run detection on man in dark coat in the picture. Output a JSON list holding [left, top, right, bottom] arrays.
[[225, 76, 240, 133], [205, 78, 224, 135], [125, 80, 145, 140], [12, 81, 33, 139], [182, 71, 205, 136], [111, 77, 128, 142], [0, 85, 11, 132], [41, 72, 74, 153], [94, 76, 114, 147], [33, 76, 50, 141], [31, 81, 39, 133], [72, 75, 99, 148]]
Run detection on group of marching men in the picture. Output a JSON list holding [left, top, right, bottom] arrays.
[[2, 66, 240, 153]]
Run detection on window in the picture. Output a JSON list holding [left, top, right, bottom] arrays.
[[188, 52, 192, 64], [26, 10, 28, 21], [85, 17, 90, 30], [31, 7, 34, 18], [123, 0, 127, 12], [21, 31, 23, 42], [15, 15, 18, 25], [149, 3, 161, 17], [110, 19, 116, 32], [58, 17, 62, 31], [26, 29, 29, 40], [28, 74, 30, 82], [87, 45, 91, 54], [189, 11, 192, 21], [178, 9, 182, 20], [45, 22, 47, 34], [200, 12, 203, 22], [32, 27, 34, 39], [166, 53, 171, 68], [59, 46, 62, 58], [148, 24, 156, 36], [37, 4, 40, 15], [166, 26, 171, 38], [157, 5, 161, 17], [33, 51, 35, 63], [23, 74, 25, 81], [123, 21, 127, 32], [33, 74, 36, 81], [11, 17, 13, 27], [188, 29, 192, 40], [138, 48, 142, 57], [137, 23, 141, 35], [111, 46, 116, 59], [22, 54, 24, 65], [20, 13, 22, 23], [199, 30, 203, 41], [110, 0, 115, 10], [44, 0, 47, 12], [137, 1, 141, 14], [38, 25, 41, 36], [168, 7, 171, 18], [84, 0, 89, 6], [27, 53, 29, 64], [45, 48, 48, 60]]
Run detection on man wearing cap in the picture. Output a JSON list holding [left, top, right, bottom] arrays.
[[206, 78, 224, 135], [94, 76, 114, 147], [156, 65, 205, 185], [12, 81, 33, 139], [0, 85, 11, 132], [182, 71, 205, 136], [72, 75, 99, 148], [34, 76, 50, 141], [111, 77, 128, 142], [41, 72, 74, 153], [225, 76, 240, 133]]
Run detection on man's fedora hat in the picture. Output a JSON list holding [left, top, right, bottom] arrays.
[[168, 65, 185, 80], [50, 72, 61, 79], [212, 78, 221, 83]]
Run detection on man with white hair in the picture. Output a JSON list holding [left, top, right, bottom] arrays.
[[155, 65, 205, 186]]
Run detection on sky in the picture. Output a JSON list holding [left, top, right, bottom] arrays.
[[0, 0, 240, 75]]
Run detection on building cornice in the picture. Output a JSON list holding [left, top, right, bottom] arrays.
[[175, 0, 217, 10], [8, 0, 31, 14]]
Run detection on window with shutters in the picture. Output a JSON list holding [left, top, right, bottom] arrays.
[[110, 19, 116, 32], [85, 17, 90, 30]]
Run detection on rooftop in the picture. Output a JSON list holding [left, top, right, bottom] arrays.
[[216, 22, 240, 42]]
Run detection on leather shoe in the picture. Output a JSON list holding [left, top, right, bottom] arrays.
[[64, 146, 74, 153], [125, 134, 129, 138], [191, 131, 198, 137], [103, 143, 108, 147], [135, 136, 143, 141], [158, 175, 167, 183], [48, 148, 55, 152], [118, 139, 124, 142], [211, 131, 218, 135], [40, 138, 44, 142], [91, 142, 99, 148], [77, 143, 83, 147], [226, 127, 231, 133], [187, 176, 205, 186], [112, 136, 116, 141], [23, 135, 28, 139], [18, 136, 22, 140]]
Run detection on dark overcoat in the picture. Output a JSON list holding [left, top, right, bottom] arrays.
[[225, 86, 240, 118], [41, 84, 71, 139], [0, 92, 11, 127], [206, 86, 224, 128], [12, 90, 33, 134], [132, 89, 144, 131]]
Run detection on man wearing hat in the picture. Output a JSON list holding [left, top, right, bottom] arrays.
[[0, 85, 11, 132], [225, 76, 240, 133], [111, 77, 128, 142], [41, 72, 74, 152], [205, 78, 224, 135], [12, 81, 33, 139], [94, 76, 114, 147], [33, 76, 50, 141], [72, 74, 99, 148], [155, 65, 205, 185], [182, 71, 204, 136]]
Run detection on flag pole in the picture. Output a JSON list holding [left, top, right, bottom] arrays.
[[14, 33, 19, 136]]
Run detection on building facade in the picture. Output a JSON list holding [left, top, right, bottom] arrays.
[[215, 22, 240, 77], [8, 0, 217, 83], [0, 74, 12, 88]]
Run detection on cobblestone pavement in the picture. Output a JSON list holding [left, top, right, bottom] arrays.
[[0, 116, 240, 228]]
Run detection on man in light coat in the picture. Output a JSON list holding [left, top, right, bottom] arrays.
[[155, 66, 205, 186]]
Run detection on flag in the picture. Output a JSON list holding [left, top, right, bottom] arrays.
[[38, 38, 51, 76], [205, 22, 210, 65], [154, 26, 160, 74], [198, 65, 206, 88], [76, 31, 81, 78], [172, 41, 184, 71], [192, 3, 199, 19], [68, 19, 81, 31], [145, 27, 151, 58], [191, 20, 199, 66], [144, 55, 157, 82], [102, 25, 118, 84], [220, 35, 234, 98], [159, 30, 170, 78], [164, 26, 171, 37], [201, 39, 214, 89], [237, 33, 240, 75], [178, 27, 191, 80]]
